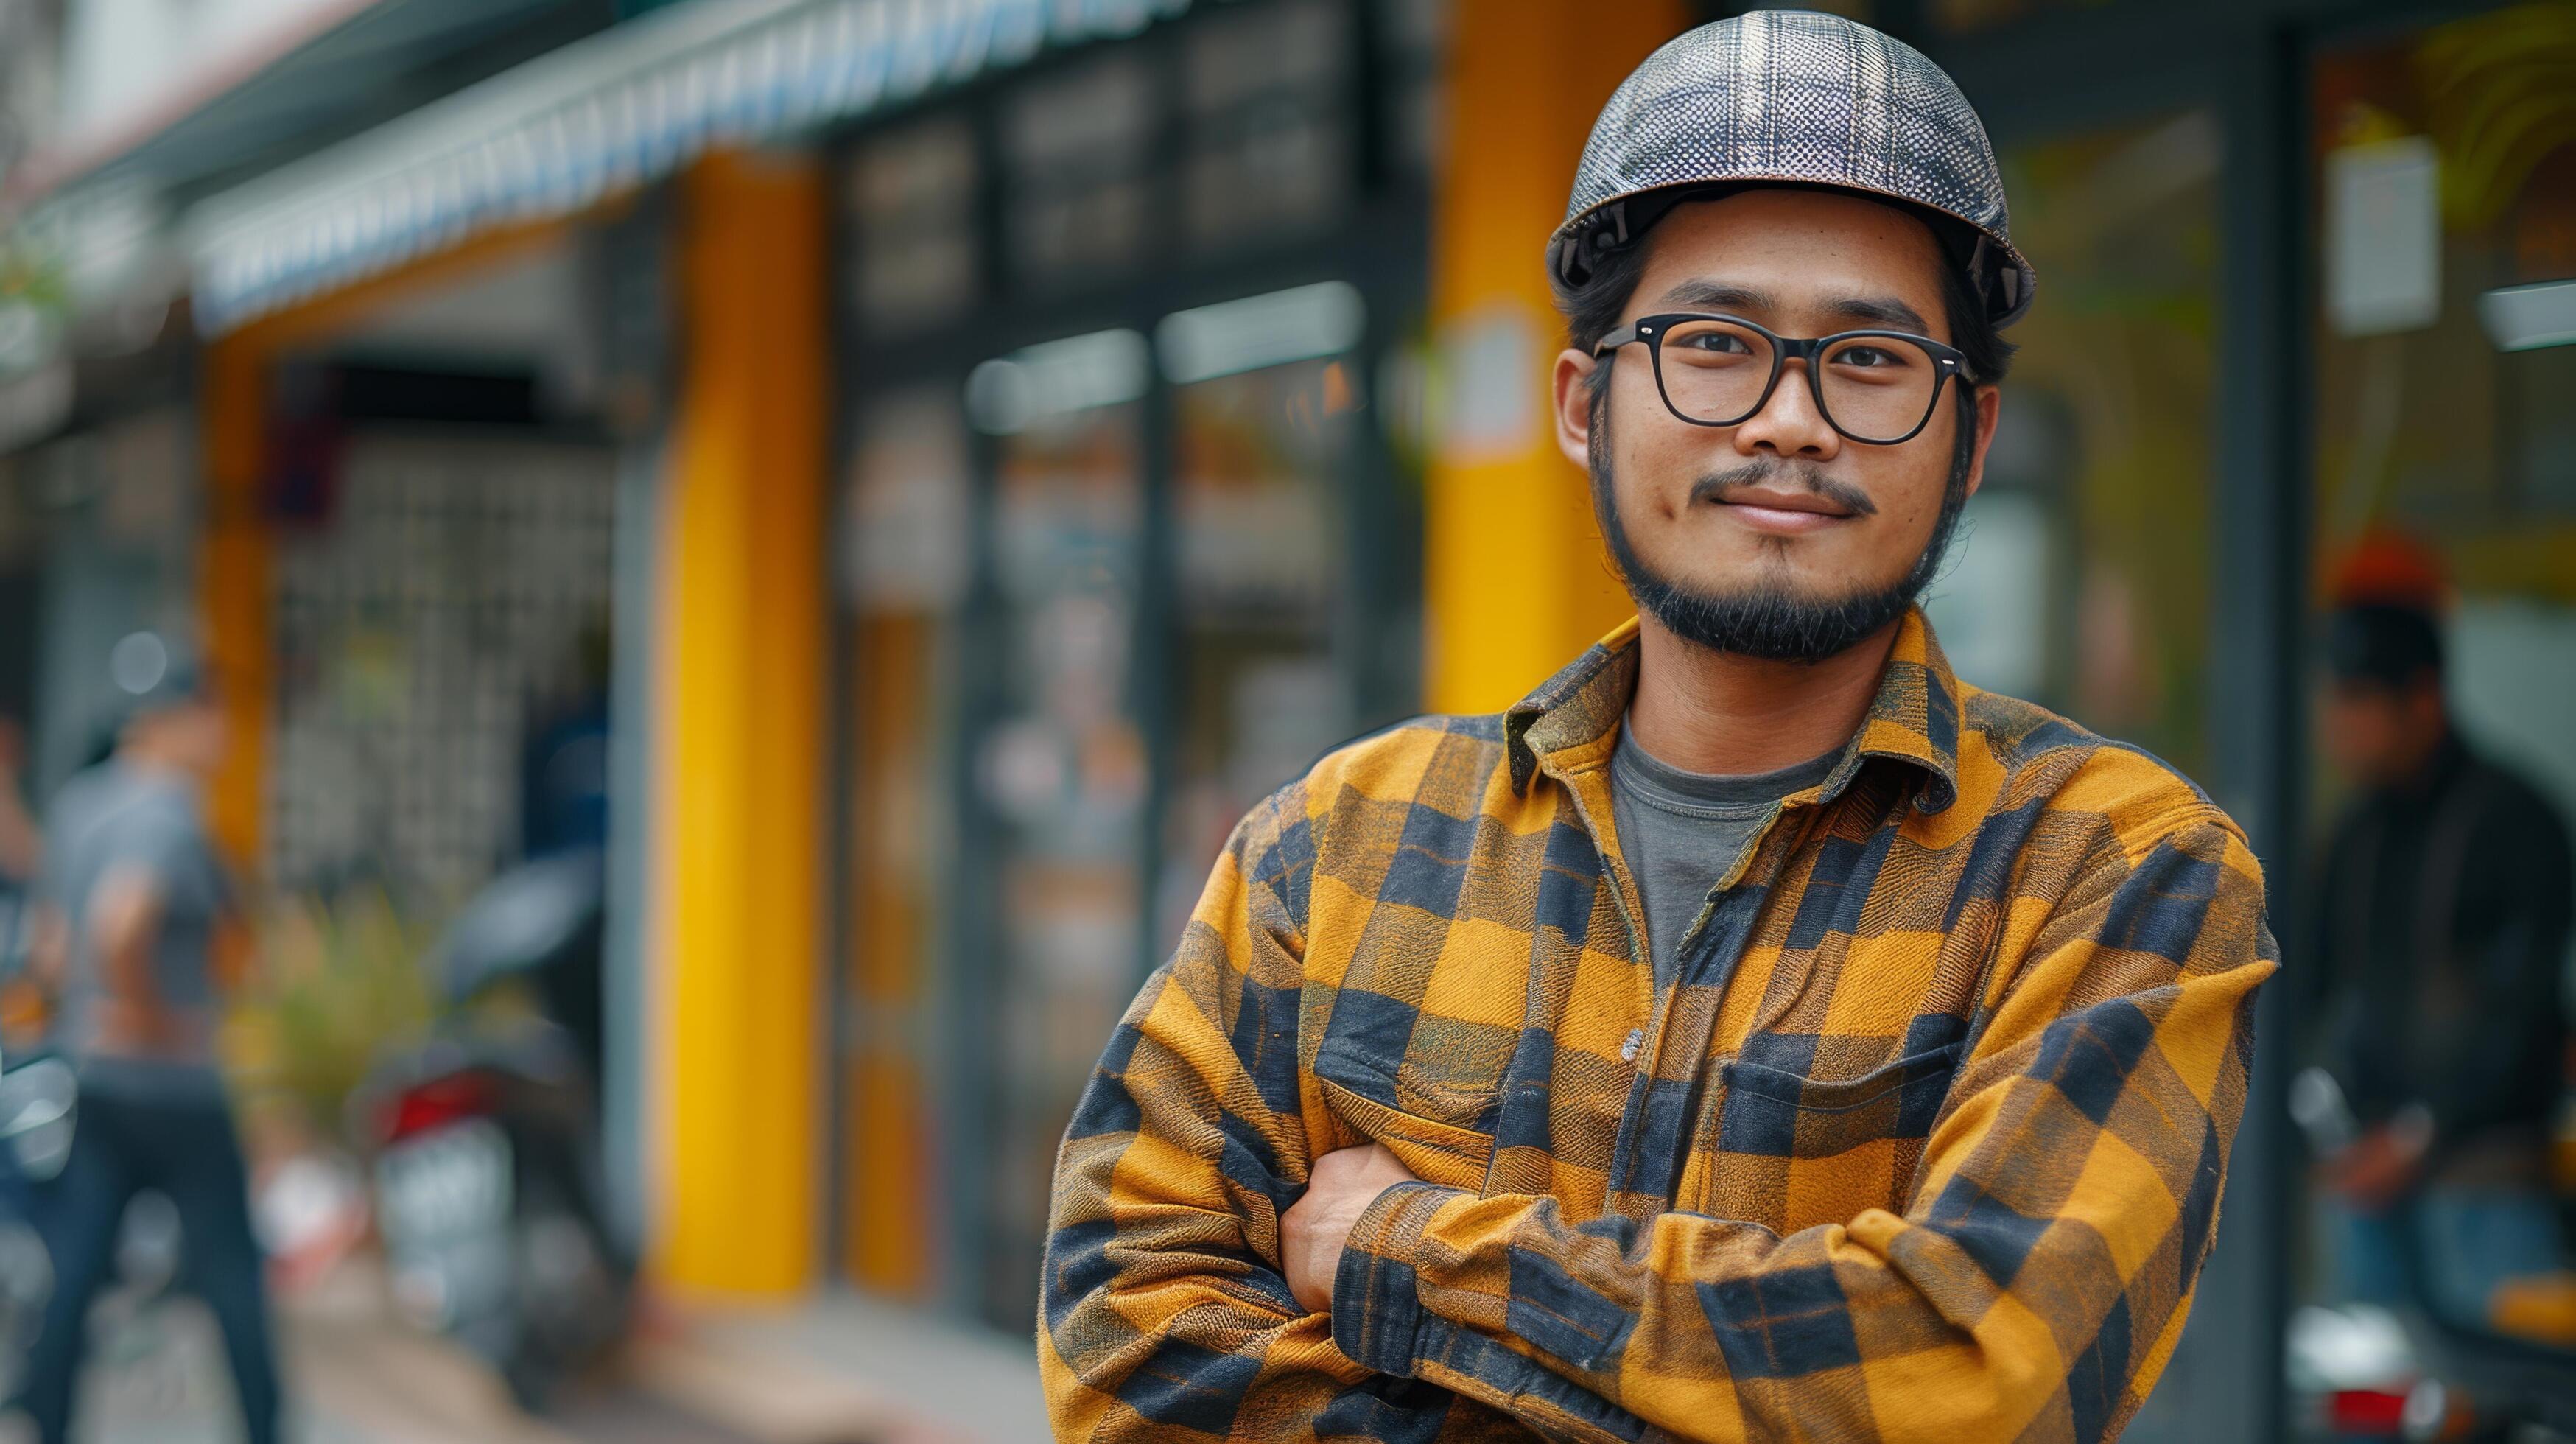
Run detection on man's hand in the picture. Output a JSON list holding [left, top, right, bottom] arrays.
[[1283, 1143, 1419, 1314]]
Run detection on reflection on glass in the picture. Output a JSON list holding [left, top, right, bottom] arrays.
[[980, 397, 1147, 1329], [1377, 0, 1450, 178], [838, 388, 970, 1299], [1181, 0, 1350, 253], [1158, 352, 1358, 952], [2301, 9, 2576, 1364], [846, 116, 978, 336], [1004, 54, 1155, 289], [1926, 110, 2219, 778]]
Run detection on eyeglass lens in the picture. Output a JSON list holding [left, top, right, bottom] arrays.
[[1652, 318, 1942, 443]]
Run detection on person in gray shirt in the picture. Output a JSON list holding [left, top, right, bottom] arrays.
[[13, 659, 278, 1444]]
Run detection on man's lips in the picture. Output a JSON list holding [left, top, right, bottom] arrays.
[[1709, 487, 1857, 535]]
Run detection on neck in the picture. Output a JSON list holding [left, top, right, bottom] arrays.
[[1625, 611, 1898, 775]]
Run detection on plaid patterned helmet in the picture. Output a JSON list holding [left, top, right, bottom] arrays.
[[1549, 11, 2037, 327]]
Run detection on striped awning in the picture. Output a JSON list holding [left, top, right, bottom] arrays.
[[185, 0, 1196, 333]]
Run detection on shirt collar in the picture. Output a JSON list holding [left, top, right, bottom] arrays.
[[1504, 606, 1963, 814]]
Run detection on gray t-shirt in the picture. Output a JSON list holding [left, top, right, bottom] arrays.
[[43, 762, 233, 1083], [1611, 723, 1838, 986]]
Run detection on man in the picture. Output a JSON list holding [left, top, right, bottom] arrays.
[[2307, 548, 2572, 1331], [13, 651, 280, 1444], [0, 711, 41, 995], [1042, 14, 2273, 1442]]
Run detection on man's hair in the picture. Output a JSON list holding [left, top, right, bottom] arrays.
[[1551, 196, 2018, 390]]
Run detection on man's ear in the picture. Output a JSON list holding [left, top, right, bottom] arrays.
[[1553, 348, 1599, 469], [1961, 383, 2001, 501]]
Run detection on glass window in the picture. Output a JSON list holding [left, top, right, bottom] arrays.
[[2311, 8, 2576, 819], [2301, 10, 2576, 1359], [1923, 109, 2221, 779], [1180, 0, 1352, 253], [1154, 284, 1369, 947], [1378, 0, 1449, 178], [969, 332, 1151, 1331], [1003, 55, 1158, 290], [846, 116, 981, 337], [836, 388, 971, 1297]]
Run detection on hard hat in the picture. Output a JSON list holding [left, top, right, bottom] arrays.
[[1550, 11, 2038, 328]]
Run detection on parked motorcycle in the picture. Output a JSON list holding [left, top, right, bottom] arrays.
[[351, 847, 628, 1407]]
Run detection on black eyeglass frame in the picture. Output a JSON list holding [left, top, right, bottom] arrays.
[[1593, 312, 1973, 446]]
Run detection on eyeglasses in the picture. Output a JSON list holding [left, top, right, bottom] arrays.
[[1593, 312, 1971, 445]]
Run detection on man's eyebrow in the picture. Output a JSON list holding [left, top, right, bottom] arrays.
[[1658, 279, 1774, 312], [1657, 279, 1935, 337], [1828, 295, 1934, 334]]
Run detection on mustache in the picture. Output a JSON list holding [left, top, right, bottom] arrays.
[[1688, 461, 1879, 518]]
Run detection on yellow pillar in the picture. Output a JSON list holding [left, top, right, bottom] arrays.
[[649, 150, 829, 1298], [201, 339, 271, 865], [1423, 0, 1687, 713]]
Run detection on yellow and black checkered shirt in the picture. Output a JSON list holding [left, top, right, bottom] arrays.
[[1042, 609, 2275, 1443]]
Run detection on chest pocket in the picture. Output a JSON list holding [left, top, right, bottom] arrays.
[[1696, 1042, 1964, 1232], [1716, 1042, 1963, 1159]]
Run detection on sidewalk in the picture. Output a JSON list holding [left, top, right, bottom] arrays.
[[284, 1264, 765, 1444], [281, 1261, 576, 1444], [627, 1291, 1050, 1444], [4, 1259, 1044, 1444]]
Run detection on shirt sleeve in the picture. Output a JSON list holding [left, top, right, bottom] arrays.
[[1330, 807, 2276, 1444], [1040, 785, 1473, 1442]]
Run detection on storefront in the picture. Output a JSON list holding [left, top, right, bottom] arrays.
[[2307, 6, 2576, 818], [825, 0, 1444, 1331], [1918, 1, 2576, 1436], [238, 238, 621, 902]]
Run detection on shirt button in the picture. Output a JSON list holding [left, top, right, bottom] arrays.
[[1621, 1029, 1643, 1062]]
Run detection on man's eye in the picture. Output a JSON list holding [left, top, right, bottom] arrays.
[[1836, 346, 1900, 368], [1678, 331, 1752, 354]]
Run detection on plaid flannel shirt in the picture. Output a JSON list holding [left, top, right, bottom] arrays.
[[1042, 609, 2274, 1443]]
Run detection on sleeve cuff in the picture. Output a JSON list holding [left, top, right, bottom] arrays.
[[1330, 1180, 1464, 1376]]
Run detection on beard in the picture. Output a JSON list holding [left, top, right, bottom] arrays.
[[1589, 388, 1975, 665]]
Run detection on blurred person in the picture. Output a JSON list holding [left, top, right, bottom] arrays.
[[1041, 15, 2273, 1443], [0, 715, 39, 891], [518, 621, 612, 861], [0, 712, 41, 1239], [2308, 541, 2574, 1332], [9, 652, 280, 1444], [0, 714, 41, 1006]]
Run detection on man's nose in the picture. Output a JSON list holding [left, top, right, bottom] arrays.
[[1730, 360, 1841, 461]]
